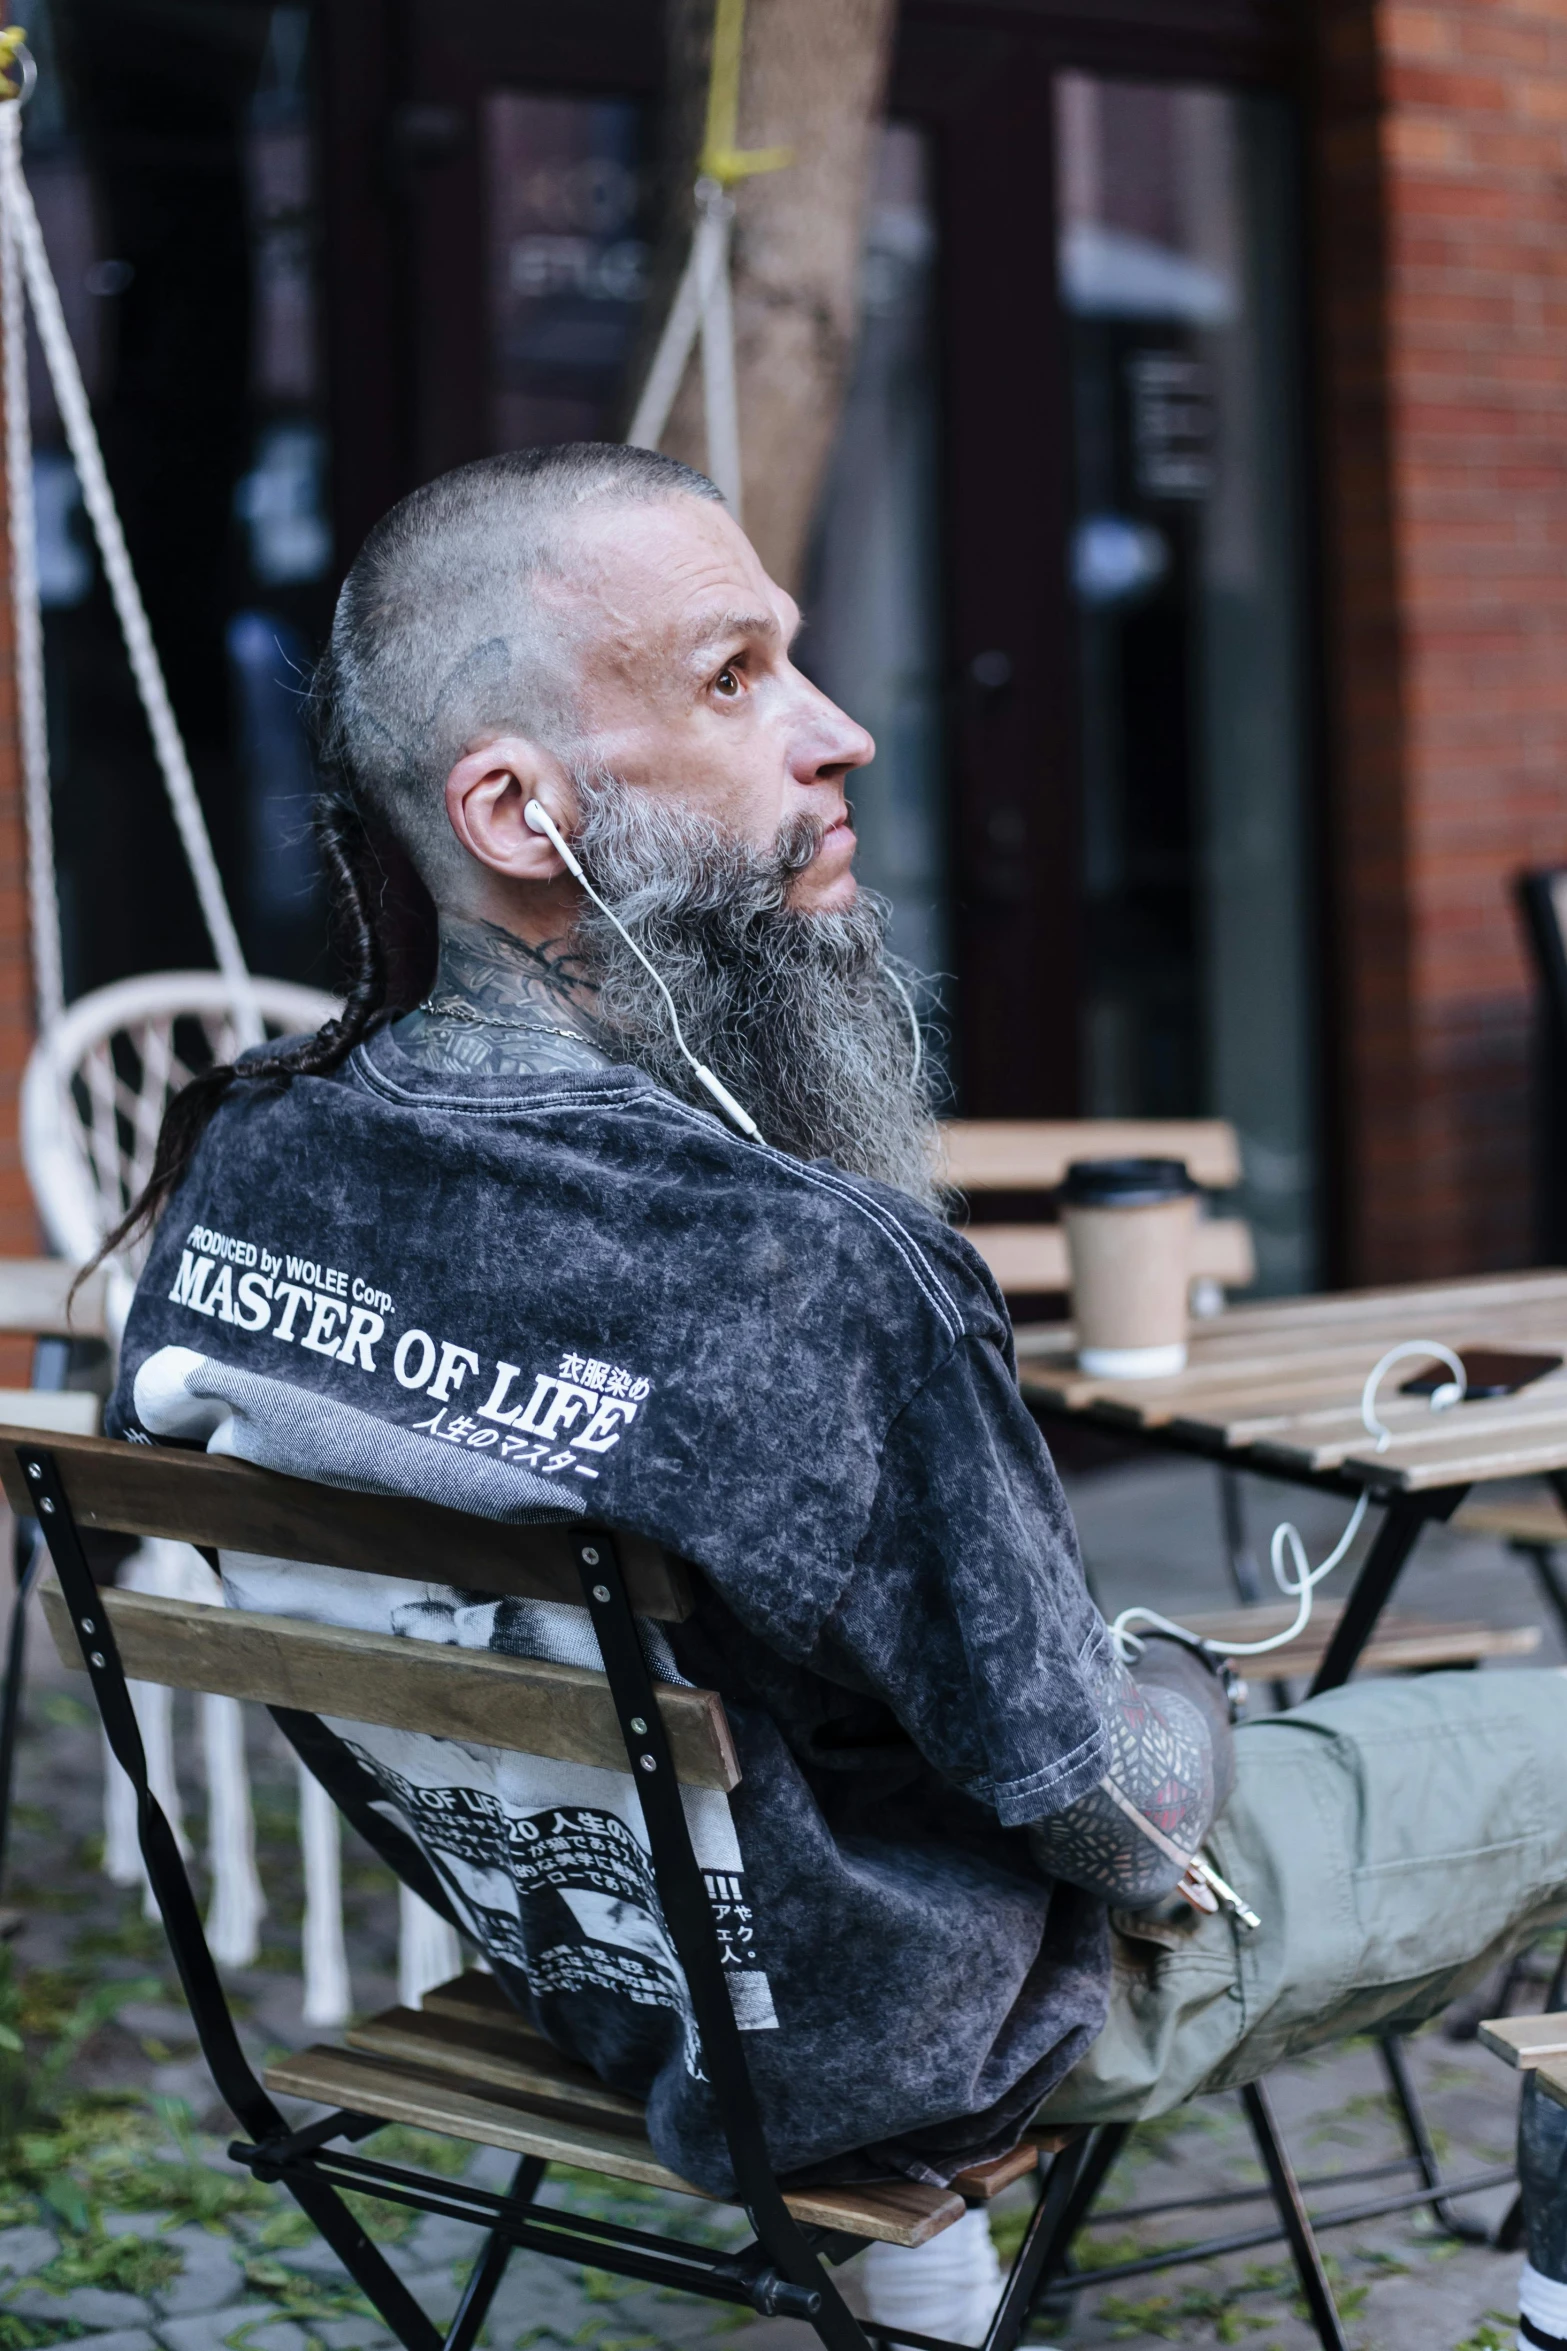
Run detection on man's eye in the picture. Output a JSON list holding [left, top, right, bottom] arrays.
[[714, 667, 741, 698]]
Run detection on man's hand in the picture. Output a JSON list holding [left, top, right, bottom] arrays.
[[1028, 1636, 1235, 1907]]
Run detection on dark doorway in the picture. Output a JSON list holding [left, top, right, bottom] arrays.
[[28, 0, 336, 993], [889, 2, 1316, 1285]]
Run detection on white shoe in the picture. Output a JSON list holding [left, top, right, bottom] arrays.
[[859, 2208, 1002, 2347]]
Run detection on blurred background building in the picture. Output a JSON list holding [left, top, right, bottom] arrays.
[[0, 0, 1558, 1294]]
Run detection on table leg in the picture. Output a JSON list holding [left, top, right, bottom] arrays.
[[1218, 1468, 1263, 1603], [1307, 1489, 1467, 1697], [1519, 1542, 1567, 1651]]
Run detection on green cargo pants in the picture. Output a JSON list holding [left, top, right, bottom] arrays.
[[1039, 1667, 1567, 2124]]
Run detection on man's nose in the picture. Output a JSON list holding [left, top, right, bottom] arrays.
[[798, 684, 875, 781]]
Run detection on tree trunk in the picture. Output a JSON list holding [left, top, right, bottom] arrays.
[[644, 0, 896, 591]]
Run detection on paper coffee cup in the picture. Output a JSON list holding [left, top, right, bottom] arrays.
[[1061, 1158, 1198, 1378]]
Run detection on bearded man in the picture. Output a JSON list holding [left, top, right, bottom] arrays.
[[108, 445, 1567, 2348]]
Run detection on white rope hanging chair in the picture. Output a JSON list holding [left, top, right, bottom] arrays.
[[0, 74, 460, 2021]]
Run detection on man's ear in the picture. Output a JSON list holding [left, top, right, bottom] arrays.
[[443, 736, 578, 881]]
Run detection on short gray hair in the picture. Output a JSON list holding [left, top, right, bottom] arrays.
[[312, 443, 723, 888]]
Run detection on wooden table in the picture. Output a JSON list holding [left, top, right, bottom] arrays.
[[1017, 1269, 1567, 1693]]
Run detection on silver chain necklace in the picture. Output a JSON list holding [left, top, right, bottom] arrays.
[[417, 994, 598, 1047]]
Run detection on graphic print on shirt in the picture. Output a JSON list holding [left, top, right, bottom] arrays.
[[327, 1713, 779, 2076], [163, 1222, 651, 1483]]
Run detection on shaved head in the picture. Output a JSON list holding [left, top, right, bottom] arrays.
[[312, 443, 723, 887]]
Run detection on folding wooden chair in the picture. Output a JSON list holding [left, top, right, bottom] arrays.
[[7, 1423, 1088, 2351]]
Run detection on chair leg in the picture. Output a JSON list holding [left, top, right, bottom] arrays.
[[977, 2126, 1128, 2351], [0, 1520, 39, 1901], [1547, 1937, 1567, 2015], [1219, 1469, 1263, 1603], [1241, 2080, 1348, 2351], [1378, 2032, 1490, 2244], [440, 2154, 541, 2351], [1522, 1541, 1567, 1652]]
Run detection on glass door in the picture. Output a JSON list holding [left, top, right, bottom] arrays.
[[1055, 75, 1317, 1290]]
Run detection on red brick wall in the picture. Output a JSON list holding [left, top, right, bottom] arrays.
[[1318, 0, 1567, 1281]]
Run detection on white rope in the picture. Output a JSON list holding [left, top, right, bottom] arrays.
[[695, 189, 741, 511], [627, 222, 707, 452], [0, 98, 260, 1041], [626, 179, 743, 517], [298, 1760, 351, 2027], [398, 1886, 462, 2012], [0, 107, 57, 1025]]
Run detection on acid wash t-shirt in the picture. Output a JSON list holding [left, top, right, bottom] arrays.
[[107, 1024, 1114, 2195]]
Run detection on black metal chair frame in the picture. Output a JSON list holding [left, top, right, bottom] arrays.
[[0, 1336, 74, 1921]]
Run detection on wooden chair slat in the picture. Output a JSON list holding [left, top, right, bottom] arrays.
[[0, 1261, 107, 1338], [1479, 2012, 1567, 2068], [947, 2144, 1041, 2199], [398, 1972, 1060, 2201], [419, 1970, 521, 2027], [0, 1426, 691, 1620], [345, 2002, 649, 2121], [962, 1217, 1255, 1295], [343, 1995, 1058, 2208], [1176, 1602, 1539, 1680], [940, 1118, 1241, 1191], [263, 2043, 966, 2246], [0, 1392, 99, 1438], [38, 1579, 739, 1791], [1457, 1496, 1567, 1545]]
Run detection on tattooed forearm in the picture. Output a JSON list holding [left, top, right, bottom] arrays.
[[1029, 1647, 1218, 1907], [398, 915, 613, 1078]]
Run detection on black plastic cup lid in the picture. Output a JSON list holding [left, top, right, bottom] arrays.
[[1060, 1157, 1198, 1208]]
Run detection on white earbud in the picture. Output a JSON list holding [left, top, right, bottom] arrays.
[[522, 800, 762, 1143]]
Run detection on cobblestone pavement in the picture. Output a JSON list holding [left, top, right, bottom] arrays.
[[0, 1455, 1561, 2351]]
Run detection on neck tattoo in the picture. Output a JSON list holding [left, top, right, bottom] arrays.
[[396, 915, 611, 1078]]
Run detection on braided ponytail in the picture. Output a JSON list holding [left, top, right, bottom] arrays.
[[85, 793, 409, 1274]]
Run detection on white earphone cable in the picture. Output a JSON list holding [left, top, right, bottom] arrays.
[[884, 961, 924, 1086], [1110, 1340, 1468, 1664], [522, 800, 763, 1141]]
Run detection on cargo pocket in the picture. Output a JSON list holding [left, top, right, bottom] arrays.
[[1347, 1711, 1545, 1988]]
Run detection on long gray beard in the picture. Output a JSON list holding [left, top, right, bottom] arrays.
[[571, 771, 943, 1210]]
